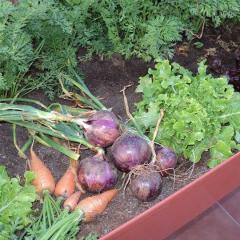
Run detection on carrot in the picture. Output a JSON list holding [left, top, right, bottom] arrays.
[[63, 191, 82, 211], [30, 148, 55, 194], [76, 189, 118, 222], [54, 166, 75, 198]]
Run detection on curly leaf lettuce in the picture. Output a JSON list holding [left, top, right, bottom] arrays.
[[134, 60, 240, 167], [0, 166, 36, 240]]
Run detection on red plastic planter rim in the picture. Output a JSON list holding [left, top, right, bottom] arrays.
[[100, 152, 240, 240]]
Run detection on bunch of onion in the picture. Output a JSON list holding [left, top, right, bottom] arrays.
[[1, 72, 121, 202], [109, 92, 178, 202], [60, 76, 122, 193], [0, 73, 121, 157], [0, 101, 103, 157], [0, 78, 122, 194], [126, 145, 177, 202]]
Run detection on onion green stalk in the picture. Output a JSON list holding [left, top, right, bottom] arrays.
[[0, 70, 108, 156], [48, 103, 95, 116], [0, 102, 103, 154], [0, 103, 74, 122], [32, 133, 80, 160], [0, 97, 48, 109], [67, 67, 107, 110], [0, 103, 96, 126], [12, 120, 102, 153], [59, 79, 101, 110]]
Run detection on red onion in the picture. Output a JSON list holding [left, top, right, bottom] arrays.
[[77, 154, 118, 193], [130, 172, 162, 201], [110, 133, 151, 172], [155, 146, 177, 176], [82, 110, 120, 147]]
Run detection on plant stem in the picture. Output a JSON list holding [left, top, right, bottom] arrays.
[[9, 120, 103, 153], [39, 209, 83, 240], [21, 137, 33, 154], [150, 110, 164, 165], [59, 79, 100, 110], [37, 133, 80, 160], [122, 86, 145, 137], [66, 70, 107, 110], [12, 124, 28, 159], [0, 98, 48, 109]]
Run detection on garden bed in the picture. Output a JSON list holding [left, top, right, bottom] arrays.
[[0, 24, 240, 238]]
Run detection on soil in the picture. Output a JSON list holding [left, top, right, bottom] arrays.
[[0, 23, 239, 239]]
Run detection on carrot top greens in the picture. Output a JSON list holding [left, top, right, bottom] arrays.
[[1, 0, 240, 99], [134, 60, 240, 167]]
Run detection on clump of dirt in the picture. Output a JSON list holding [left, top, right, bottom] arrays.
[[0, 23, 239, 238], [174, 23, 240, 80], [0, 124, 70, 180]]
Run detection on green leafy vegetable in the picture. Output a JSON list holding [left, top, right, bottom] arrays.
[[134, 60, 240, 167], [1, 0, 240, 98], [0, 166, 36, 240]]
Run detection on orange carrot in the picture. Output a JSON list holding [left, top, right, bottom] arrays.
[[54, 166, 75, 198], [63, 191, 82, 211], [30, 149, 55, 194], [76, 189, 118, 222]]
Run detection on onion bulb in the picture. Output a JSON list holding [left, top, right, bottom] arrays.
[[111, 133, 151, 172], [130, 172, 162, 201], [77, 154, 118, 193], [155, 146, 177, 176], [83, 110, 120, 147]]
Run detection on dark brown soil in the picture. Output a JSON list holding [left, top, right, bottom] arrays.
[[0, 23, 239, 239]]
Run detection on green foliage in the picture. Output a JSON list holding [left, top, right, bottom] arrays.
[[0, 166, 36, 240], [23, 191, 82, 240], [133, 60, 240, 167], [1, 0, 240, 98], [0, 0, 78, 99], [69, 0, 240, 60]]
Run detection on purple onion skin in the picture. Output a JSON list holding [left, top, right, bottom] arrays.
[[78, 155, 118, 193], [156, 147, 177, 176], [84, 110, 120, 147], [130, 172, 162, 202], [111, 134, 151, 172]]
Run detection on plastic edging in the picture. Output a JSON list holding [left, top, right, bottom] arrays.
[[101, 152, 240, 240]]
